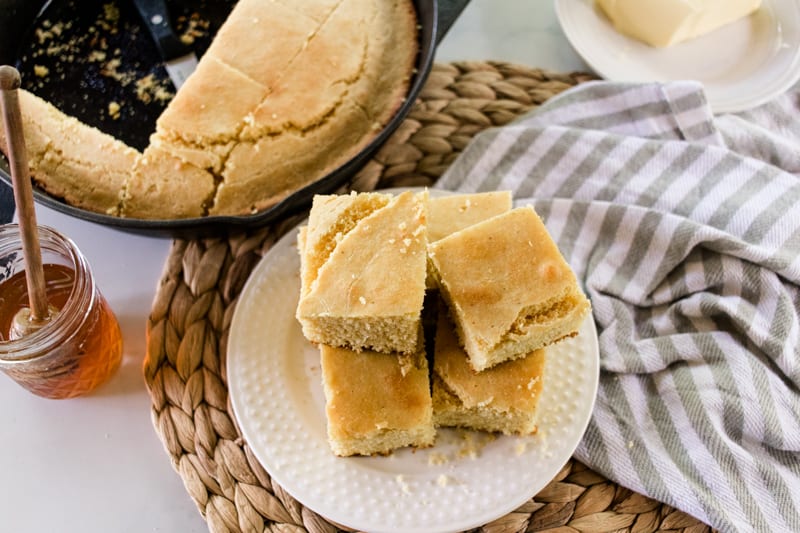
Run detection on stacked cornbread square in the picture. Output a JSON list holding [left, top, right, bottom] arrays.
[[296, 190, 434, 456], [296, 190, 590, 455], [319, 345, 434, 457], [427, 206, 591, 372], [431, 305, 545, 435], [296, 190, 428, 354]]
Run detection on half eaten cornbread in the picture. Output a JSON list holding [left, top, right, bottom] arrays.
[[296, 190, 428, 354], [320, 344, 435, 456], [432, 308, 545, 435], [428, 206, 591, 371]]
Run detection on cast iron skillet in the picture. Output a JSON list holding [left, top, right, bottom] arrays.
[[0, 0, 469, 237]]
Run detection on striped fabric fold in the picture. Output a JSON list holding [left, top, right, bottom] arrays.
[[436, 80, 800, 533]]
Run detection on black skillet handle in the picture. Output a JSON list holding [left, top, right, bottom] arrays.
[[0, 180, 12, 223], [131, 0, 187, 60], [435, 0, 470, 45]]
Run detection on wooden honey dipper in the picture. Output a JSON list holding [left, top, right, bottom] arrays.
[[0, 65, 57, 339]]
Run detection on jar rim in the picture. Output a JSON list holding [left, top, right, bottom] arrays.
[[0, 224, 96, 362]]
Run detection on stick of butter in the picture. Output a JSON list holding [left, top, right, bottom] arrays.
[[596, 0, 762, 47]]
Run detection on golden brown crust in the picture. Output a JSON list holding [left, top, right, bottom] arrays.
[[428, 206, 591, 370], [427, 191, 513, 243], [0, 90, 138, 216], [433, 308, 545, 414], [296, 191, 428, 354], [4, 0, 418, 219], [320, 344, 435, 456], [154, 56, 267, 148], [122, 145, 215, 219]]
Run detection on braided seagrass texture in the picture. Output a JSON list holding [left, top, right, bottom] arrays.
[[143, 61, 714, 533]]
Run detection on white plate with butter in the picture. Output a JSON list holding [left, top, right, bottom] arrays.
[[555, 0, 800, 113], [227, 216, 600, 533]]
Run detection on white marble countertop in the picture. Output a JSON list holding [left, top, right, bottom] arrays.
[[0, 2, 589, 532]]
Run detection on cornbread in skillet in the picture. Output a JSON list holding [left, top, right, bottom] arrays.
[[123, 145, 215, 219], [432, 308, 545, 435], [0, 89, 139, 216], [320, 344, 435, 456], [427, 191, 513, 243], [129, 0, 419, 217], [3, 0, 418, 219], [428, 206, 591, 371], [296, 190, 428, 354]]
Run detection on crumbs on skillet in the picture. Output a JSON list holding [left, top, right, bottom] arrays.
[[23, 3, 210, 112], [16, 0, 226, 151], [27, 3, 186, 106]]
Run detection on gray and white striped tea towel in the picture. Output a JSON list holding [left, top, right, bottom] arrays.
[[436, 80, 800, 533]]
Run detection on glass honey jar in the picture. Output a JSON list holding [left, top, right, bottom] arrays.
[[0, 224, 122, 399]]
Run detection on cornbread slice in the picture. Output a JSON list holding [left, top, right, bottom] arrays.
[[0, 89, 139, 216], [123, 145, 216, 219], [432, 309, 545, 435], [296, 190, 428, 354], [426, 191, 513, 288], [427, 191, 513, 243], [428, 206, 591, 371], [320, 344, 435, 456]]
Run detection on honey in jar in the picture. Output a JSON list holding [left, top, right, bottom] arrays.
[[0, 224, 122, 399]]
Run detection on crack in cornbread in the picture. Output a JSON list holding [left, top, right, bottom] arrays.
[[299, 192, 391, 296], [125, 0, 417, 218], [1, 0, 418, 219]]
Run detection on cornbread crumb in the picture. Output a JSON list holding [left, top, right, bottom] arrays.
[[396, 475, 412, 494], [108, 101, 121, 120], [135, 74, 174, 104], [427, 451, 449, 466], [455, 431, 495, 459], [514, 440, 528, 456]]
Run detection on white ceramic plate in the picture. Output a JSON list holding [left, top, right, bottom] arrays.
[[555, 0, 800, 113], [227, 214, 600, 533]]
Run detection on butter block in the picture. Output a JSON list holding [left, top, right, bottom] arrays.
[[596, 0, 761, 47]]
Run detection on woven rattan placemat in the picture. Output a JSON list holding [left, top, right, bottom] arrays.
[[143, 61, 713, 533]]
